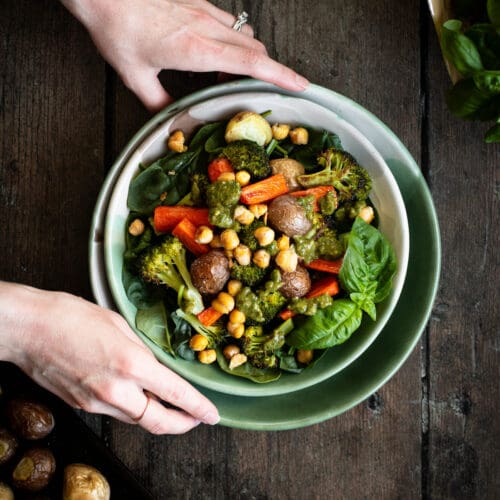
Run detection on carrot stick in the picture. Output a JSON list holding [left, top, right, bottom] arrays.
[[197, 307, 223, 326], [279, 275, 340, 320], [291, 186, 336, 211], [208, 157, 234, 183], [172, 218, 210, 256], [153, 206, 210, 233], [305, 258, 343, 274], [240, 173, 289, 205]]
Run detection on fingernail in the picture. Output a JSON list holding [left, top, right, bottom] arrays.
[[295, 74, 310, 90], [202, 410, 220, 425]]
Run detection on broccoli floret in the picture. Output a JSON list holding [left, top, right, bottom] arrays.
[[242, 319, 294, 369], [230, 262, 268, 287], [235, 270, 287, 324], [175, 308, 226, 347], [297, 148, 372, 202], [190, 173, 210, 206], [140, 235, 204, 314], [206, 179, 241, 228], [238, 219, 265, 251], [315, 227, 344, 260], [221, 140, 271, 180]]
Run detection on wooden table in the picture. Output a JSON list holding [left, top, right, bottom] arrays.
[[1, 0, 498, 498]]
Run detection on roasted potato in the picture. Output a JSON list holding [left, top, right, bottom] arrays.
[[0, 482, 14, 500], [63, 463, 111, 500], [6, 398, 55, 440], [0, 427, 18, 465], [12, 447, 56, 491]]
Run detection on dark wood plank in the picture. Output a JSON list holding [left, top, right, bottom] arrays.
[[0, 0, 107, 435], [107, 1, 424, 498], [424, 11, 500, 500]]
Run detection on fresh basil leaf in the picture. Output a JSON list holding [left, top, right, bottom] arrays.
[[445, 77, 496, 118], [466, 24, 500, 69], [488, 0, 500, 27], [287, 299, 363, 350], [485, 121, 500, 142], [441, 20, 484, 76], [350, 292, 377, 321], [216, 349, 281, 383], [473, 70, 500, 92], [136, 302, 174, 355], [288, 129, 343, 170]]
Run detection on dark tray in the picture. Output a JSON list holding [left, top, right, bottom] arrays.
[[0, 362, 154, 499]]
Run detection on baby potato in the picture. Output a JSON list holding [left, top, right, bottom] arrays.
[[6, 398, 55, 440], [63, 463, 111, 500], [12, 447, 56, 492]]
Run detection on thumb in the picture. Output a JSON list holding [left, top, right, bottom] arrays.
[[121, 68, 174, 112]]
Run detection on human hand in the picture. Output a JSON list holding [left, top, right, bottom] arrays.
[[0, 282, 219, 434], [61, 0, 309, 111]]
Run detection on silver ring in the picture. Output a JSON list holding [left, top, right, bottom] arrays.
[[232, 11, 248, 31]]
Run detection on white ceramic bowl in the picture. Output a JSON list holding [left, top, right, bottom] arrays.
[[104, 91, 409, 397]]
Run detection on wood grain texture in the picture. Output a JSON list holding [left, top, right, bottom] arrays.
[[424, 10, 500, 500]]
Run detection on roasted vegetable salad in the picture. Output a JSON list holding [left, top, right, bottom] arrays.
[[123, 110, 397, 383]]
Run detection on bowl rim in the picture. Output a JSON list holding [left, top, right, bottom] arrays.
[[102, 90, 410, 397]]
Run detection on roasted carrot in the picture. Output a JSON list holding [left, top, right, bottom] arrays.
[[171, 218, 210, 256], [207, 157, 234, 183], [239, 173, 289, 205], [197, 307, 223, 326], [153, 206, 210, 233], [290, 185, 336, 211], [279, 275, 340, 320], [305, 258, 343, 274]]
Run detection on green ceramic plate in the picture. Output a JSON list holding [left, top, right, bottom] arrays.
[[89, 80, 440, 430]]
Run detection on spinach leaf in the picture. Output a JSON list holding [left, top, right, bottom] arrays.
[[287, 299, 362, 350], [170, 311, 196, 361], [216, 349, 281, 383], [440, 20, 484, 76], [339, 217, 397, 320], [122, 269, 162, 310], [135, 301, 174, 355], [127, 151, 197, 214], [288, 129, 342, 170]]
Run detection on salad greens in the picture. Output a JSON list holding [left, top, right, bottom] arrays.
[[122, 110, 398, 384], [439, 0, 500, 142]]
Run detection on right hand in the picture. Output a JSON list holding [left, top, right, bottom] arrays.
[[0, 282, 219, 434]]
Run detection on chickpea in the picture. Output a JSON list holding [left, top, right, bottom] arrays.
[[271, 123, 291, 141], [167, 130, 188, 152], [227, 322, 245, 339], [227, 279, 243, 296], [229, 309, 246, 324], [220, 229, 240, 250], [234, 205, 255, 225], [253, 249, 271, 269], [235, 170, 251, 186], [212, 292, 235, 314], [198, 349, 217, 364], [194, 225, 213, 244], [249, 203, 267, 219], [254, 226, 275, 246], [289, 127, 309, 145], [296, 349, 314, 365], [189, 334, 209, 352], [209, 234, 223, 248], [223, 344, 241, 360], [275, 248, 298, 273], [358, 206, 375, 224], [234, 244, 252, 266], [128, 218, 145, 236], [217, 171, 236, 182], [229, 353, 248, 370], [276, 235, 290, 251]]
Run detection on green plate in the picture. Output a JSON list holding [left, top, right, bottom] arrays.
[[89, 79, 440, 430]]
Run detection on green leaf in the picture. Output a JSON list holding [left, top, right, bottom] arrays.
[[473, 70, 500, 92], [485, 122, 500, 142], [445, 77, 496, 118], [339, 217, 397, 307], [136, 302, 174, 355], [287, 299, 363, 350], [216, 350, 281, 383], [488, 0, 500, 26], [441, 20, 484, 76], [466, 24, 500, 69]]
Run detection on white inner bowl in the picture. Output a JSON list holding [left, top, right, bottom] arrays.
[[104, 91, 410, 397]]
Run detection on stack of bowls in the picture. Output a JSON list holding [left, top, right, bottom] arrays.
[[89, 80, 440, 430]]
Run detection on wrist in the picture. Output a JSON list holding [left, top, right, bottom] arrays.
[[0, 282, 40, 365]]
